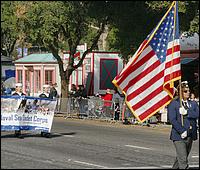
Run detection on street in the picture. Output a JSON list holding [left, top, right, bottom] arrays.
[[1, 116, 199, 169]]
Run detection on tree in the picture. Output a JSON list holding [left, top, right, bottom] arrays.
[[146, 1, 199, 35], [2, 1, 198, 100], [1, 1, 32, 59], [106, 1, 199, 63], [13, 1, 108, 111], [1, 1, 18, 58]]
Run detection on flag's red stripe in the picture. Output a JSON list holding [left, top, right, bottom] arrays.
[[163, 70, 181, 94], [126, 70, 180, 108], [115, 44, 179, 85], [116, 49, 155, 85], [165, 57, 180, 68], [123, 59, 161, 92], [127, 70, 164, 101], [116, 45, 180, 86], [114, 41, 147, 81], [131, 85, 163, 111], [138, 95, 171, 121], [164, 70, 181, 82], [166, 45, 180, 56]]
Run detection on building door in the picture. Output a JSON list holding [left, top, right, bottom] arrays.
[[100, 59, 118, 90]]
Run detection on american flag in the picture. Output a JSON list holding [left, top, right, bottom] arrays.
[[112, 1, 181, 123]]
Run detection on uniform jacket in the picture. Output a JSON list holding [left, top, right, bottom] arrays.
[[12, 92, 26, 96], [39, 92, 50, 98], [167, 98, 199, 141], [49, 87, 58, 99]]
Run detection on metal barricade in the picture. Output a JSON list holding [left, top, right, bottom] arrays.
[[55, 97, 125, 121]]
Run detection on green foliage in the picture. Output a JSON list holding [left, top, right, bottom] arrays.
[[190, 10, 199, 34], [1, 1, 19, 57], [22, 1, 106, 53], [80, 27, 98, 50], [106, 27, 120, 51], [106, 1, 199, 62], [106, 1, 159, 61], [146, 1, 199, 34], [2, 1, 199, 68]]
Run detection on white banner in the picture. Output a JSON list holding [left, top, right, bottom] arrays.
[[1, 96, 57, 132]]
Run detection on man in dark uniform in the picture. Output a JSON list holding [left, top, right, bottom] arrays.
[[39, 84, 51, 138], [49, 83, 58, 99], [167, 81, 199, 169], [12, 83, 26, 139]]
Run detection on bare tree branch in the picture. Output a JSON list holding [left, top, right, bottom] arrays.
[[73, 16, 108, 70]]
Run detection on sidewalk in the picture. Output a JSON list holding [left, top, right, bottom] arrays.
[[54, 115, 171, 132]]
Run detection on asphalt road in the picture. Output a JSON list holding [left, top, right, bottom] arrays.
[[1, 117, 199, 169]]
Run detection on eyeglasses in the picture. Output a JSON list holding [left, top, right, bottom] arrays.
[[183, 90, 190, 93]]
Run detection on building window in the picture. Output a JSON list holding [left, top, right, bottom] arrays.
[[45, 70, 53, 85], [35, 70, 41, 92], [17, 70, 23, 83], [25, 70, 30, 85], [25, 70, 31, 94]]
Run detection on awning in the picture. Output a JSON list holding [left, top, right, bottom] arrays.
[[181, 58, 197, 64]]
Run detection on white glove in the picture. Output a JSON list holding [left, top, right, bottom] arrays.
[[181, 131, 187, 139], [179, 107, 187, 115]]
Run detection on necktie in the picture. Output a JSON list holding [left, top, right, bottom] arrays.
[[183, 101, 189, 110]]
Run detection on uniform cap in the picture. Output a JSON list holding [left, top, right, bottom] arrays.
[[176, 81, 189, 92], [43, 84, 50, 88], [15, 83, 22, 87], [181, 81, 188, 85]]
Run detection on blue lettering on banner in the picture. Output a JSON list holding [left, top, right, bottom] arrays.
[[14, 114, 33, 121], [1, 96, 55, 132], [1, 115, 14, 121], [33, 116, 48, 123]]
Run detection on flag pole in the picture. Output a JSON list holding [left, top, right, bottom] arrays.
[[170, 1, 177, 89], [179, 79, 183, 126], [174, 1, 183, 127], [128, 1, 176, 69]]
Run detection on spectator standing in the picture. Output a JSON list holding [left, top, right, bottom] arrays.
[[74, 85, 88, 118], [69, 84, 77, 97], [101, 89, 113, 117], [189, 92, 198, 104], [167, 81, 199, 169], [69, 84, 77, 110], [112, 88, 123, 120], [12, 83, 26, 139]]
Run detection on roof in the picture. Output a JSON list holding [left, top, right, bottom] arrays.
[[14, 53, 57, 63], [1, 55, 13, 62], [180, 33, 199, 51]]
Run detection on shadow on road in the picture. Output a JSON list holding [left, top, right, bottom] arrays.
[[1, 132, 77, 139]]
